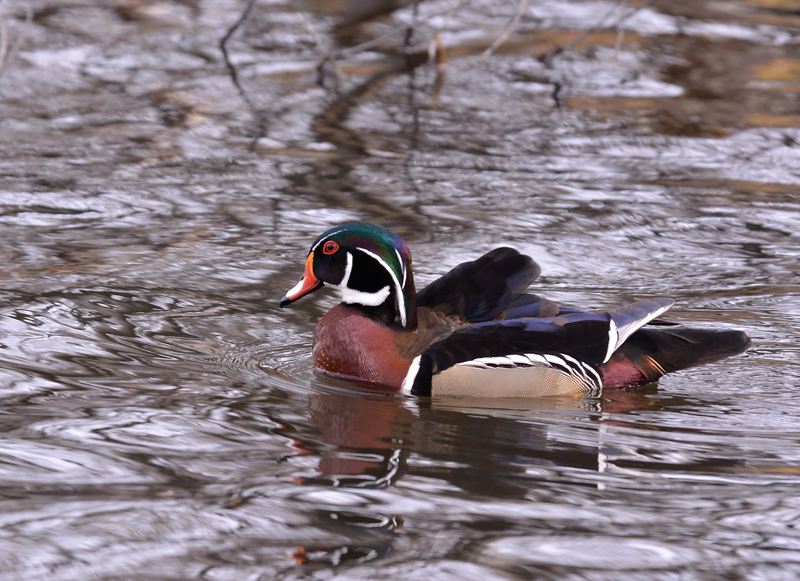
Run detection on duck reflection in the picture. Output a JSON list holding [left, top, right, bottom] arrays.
[[292, 509, 398, 567], [303, 390, 413, 488], [300, 388, 668, 497], [291, 387, 682, 568]]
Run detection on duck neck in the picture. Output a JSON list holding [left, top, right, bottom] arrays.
[[345, 282, 418, 331], [348, 301, 402, 328], [401, 270, 418, 330]]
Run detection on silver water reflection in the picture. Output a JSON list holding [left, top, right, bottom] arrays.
[[1, 0, 800, 579]]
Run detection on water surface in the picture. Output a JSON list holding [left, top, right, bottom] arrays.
[[1, 0, 799, 579]]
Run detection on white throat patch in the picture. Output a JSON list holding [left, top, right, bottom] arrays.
[[332, 251, 392, 309], [336, 248, 408, 327]]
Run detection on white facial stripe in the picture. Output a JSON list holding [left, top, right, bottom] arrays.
[[311, 228, 346, 253], [355, 247, 407, 327], [331, 251, 392, 307], [394, 248, 406, 287], [340, 250, 353, 286]]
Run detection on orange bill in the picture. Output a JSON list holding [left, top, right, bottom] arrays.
[[280, 252, 322, 307]]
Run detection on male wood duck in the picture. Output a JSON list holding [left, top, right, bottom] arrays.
[[280, 223, 750, 397]]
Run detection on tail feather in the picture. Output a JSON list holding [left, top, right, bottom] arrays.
[[602, 327, 751, 388]]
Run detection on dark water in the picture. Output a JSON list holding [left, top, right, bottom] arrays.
[[1, 0, 799, 578]]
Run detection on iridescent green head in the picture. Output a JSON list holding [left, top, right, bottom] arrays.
[[280, 223, 417, 329]]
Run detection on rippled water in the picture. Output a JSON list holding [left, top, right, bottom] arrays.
[[1, 0, 800, 579]]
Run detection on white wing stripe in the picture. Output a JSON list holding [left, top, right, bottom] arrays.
[[605, 319, 619, 364]]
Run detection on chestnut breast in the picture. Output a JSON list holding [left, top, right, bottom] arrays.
[[312, 304, 415, 390], [312, 305, 461, 390]]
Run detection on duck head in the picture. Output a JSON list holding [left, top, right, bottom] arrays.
[[280, 223, 417, 329]]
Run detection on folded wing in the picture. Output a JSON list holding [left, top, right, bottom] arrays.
[[402, 299, 674, 397], [416, 248, 542, 322]]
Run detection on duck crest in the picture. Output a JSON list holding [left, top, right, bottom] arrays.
[[281, 223, 751, 397]]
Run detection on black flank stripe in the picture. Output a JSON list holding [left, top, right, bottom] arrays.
[[545, 355, 573, 376]]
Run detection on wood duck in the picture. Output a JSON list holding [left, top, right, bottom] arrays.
[[280, 223, 750, 398]]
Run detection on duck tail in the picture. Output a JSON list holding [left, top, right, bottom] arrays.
[[601, 326, 751, 389]]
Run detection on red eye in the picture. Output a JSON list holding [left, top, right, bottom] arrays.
[[322, 240, 339, 255]]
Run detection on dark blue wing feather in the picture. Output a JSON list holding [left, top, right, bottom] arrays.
[[427, 312, 612, 372], [417, 248, 541, 322], [500, 293, 560, 319]]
